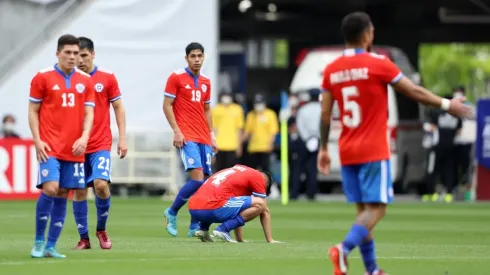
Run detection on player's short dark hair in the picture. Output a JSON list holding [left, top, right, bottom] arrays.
[[57, 34, 80, 51], [261, 171, 274, 196], [341, 12, 372, 44], [79, 37, 95, 52], [185, 42, 204, 56]]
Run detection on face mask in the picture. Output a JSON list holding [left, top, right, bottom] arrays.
[[299, 92, 310, 102], [254, 103, 265, 112], [3, 122, 14, 133], [221, 96, 232, 105], [453, 92, 464, 99], [289, 97, 299, 107]]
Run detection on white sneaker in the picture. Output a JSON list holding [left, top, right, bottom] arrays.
[[196, 230, 215, 242], [213, 230, 237, 243]]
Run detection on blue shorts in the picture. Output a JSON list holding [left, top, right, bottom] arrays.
[[179, 141, 213, 175], [37, 157, 86, 189], [189, 196, 252, 223], [85, 150, 111, 186], [341, 160, 394, 204]]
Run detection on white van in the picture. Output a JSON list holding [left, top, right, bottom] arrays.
[[290, 46, 426, 192]]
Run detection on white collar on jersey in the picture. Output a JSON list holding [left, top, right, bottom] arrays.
[[343, 48, 366, 56]]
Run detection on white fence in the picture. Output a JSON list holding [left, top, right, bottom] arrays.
[[108, 129, 180, 199]]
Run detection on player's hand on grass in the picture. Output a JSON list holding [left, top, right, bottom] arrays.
[[317, 149, 331, 175], [236, 239, 248, 243], [173, 131, 185, 148], [34, 140, 51, 163], [117, 138, 128, 159], [448, 97, 475, 119], [72, 135, 89, 156]]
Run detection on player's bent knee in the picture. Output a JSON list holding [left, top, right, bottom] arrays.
[[250, 197, 267, 211], [56, 188, 70, 198], [41, 181, 59, 197], [73, 188, 88, 201], [93, 179, 110, 198], [188, 168, 205, 181]]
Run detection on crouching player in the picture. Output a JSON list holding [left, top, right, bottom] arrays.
[[188, 165, 281, 243]]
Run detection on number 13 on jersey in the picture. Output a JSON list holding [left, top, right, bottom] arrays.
[[341, 86, 361, 128]]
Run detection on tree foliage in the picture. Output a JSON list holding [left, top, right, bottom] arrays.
[[419, 44, 490, 102]]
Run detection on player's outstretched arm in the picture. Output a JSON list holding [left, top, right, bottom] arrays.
[[393, 77, 474, 119], [112, 99, 128, 158]]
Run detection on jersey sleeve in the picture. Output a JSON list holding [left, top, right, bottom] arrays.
[[321, 66, 331, 92], [249, 171, 267, 198], [204, 82, 211, 104], [108, 73, 122, 102], [164, 73, 179, 99], [379, 58, 403, 85], [29, 73, 45, 103], [85, 78, 95, 107]]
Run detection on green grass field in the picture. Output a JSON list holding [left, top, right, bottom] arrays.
[[1, 199, 490, 275]]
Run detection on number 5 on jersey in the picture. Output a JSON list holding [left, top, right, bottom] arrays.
[[342, 86, 361, 128]]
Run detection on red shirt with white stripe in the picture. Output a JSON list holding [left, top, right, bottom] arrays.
[[29, 65, 95, 162], [321, 49, 403, 165], [164, 68, 212, 145], [188, 165, 267, 210], [86, 66, 122, 153]]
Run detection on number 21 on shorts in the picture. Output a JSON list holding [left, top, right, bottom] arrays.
[[342, 86, 361, 128]]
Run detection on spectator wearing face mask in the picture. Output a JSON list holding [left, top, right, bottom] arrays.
[[1, 114, 20, 139], [243, 94, 279, 174], [211, 92, 245, 171]]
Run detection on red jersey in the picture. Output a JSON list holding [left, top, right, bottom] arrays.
[[164, 68, 212, 145], [321, 49, 402, 165], [29, 65, 95, 162], [86, 66, 121, 153], [188, 165, 267, 210]]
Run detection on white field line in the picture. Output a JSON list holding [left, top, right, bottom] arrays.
[[1, 255, 489, 266]]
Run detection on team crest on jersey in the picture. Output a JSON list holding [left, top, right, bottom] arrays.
[[75, 83, 85, 93], [201, 84, 207, 93], [41, 169, 49, 177], [187, 158, 195, 165], [94, 83, 104, 93]]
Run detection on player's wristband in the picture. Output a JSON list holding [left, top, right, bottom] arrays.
[[440, 98, 451, 111]]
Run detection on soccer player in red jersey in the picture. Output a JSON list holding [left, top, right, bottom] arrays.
[[29, 34, 95, 258], [163, 42, 218, 237], [318, 12, 474, 275], [188, 165, 281, 243], [72, 37, 128, 250]]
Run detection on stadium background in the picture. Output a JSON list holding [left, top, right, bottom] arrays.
[[0, 1, 490, 274]]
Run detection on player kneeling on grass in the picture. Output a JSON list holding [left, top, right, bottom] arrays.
[[188, 165, 281, 243]]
